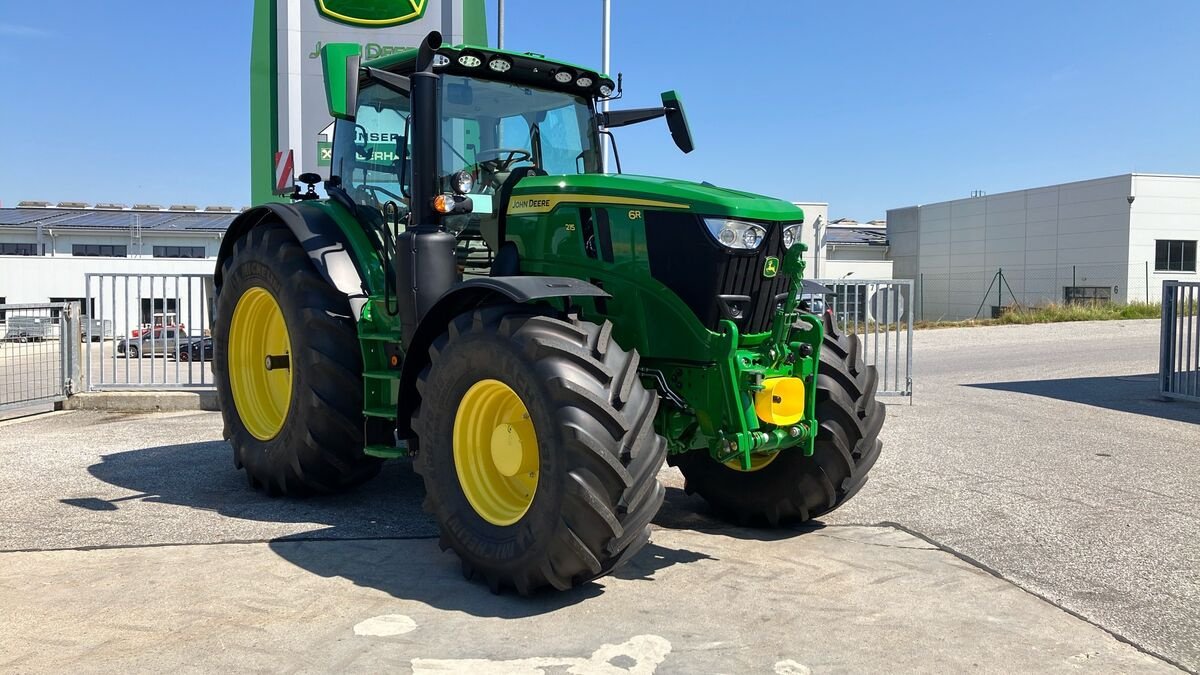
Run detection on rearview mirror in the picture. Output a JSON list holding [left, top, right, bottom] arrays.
[[661, 90, 694, 154], [322, 43, 361, 120]]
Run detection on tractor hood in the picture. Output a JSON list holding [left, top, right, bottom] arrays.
[[509, 174, 806, 223]]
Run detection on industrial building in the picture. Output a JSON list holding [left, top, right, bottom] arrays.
[[0, 203, 231, 328], [794, 203, 893, 281], [887, 173, 1200, 320]]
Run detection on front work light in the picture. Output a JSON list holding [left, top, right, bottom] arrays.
[[704, 218, 766, 250], [451, 171, 474, 195], [554, 70, 574, 83], [457, 54, 482, 68], [488, 57, 512, 73], [576, 76, 594, 88]]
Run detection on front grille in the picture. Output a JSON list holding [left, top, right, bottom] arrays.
[[718, 226, 790, 333], [644, 212, 796, 334]]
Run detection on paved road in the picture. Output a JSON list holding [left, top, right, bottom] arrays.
[[0, 525, 1174, 673], [0, 319, 1196, 671], [659, 319, 1199, 671], [829, 319, 1200, 670]]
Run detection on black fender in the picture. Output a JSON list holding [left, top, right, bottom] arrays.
[[214, 202, 371, 316], [395, 276, 609, 438]]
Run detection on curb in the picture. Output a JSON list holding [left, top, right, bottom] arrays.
[[60, 391, 219, 413]]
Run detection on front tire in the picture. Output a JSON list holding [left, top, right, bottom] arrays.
[[671, 314, 885, 525], [214, 223, 381, 496], [413, 307, 667, 594]]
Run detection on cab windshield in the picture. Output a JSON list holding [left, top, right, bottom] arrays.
[[439, 75, 601, 203]]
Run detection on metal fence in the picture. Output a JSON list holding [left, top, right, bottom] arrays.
[[1160, 280, 1200, 403], [0, 303, 80, 411], [813, 279, 913, 399], [84, 273, 216, 390]]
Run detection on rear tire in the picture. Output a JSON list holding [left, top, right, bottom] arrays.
[[670, 314, 884, 525], [214, 223, 381, 496], [413, 307, 666, 594]]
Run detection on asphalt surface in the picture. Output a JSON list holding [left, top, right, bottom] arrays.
[[0, 318, 1196, 671], [823, 319, 1200, 670]]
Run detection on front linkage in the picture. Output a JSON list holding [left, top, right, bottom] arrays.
[[658, 242, 824, 470]]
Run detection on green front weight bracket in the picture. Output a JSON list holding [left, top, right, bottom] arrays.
[[711, 243, 823, 469]]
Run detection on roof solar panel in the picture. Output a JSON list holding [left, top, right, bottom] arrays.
[[59, 212, 145, 228], [0, 209, 67, 225], [135, 213, 187, 228], [0, 207, 234, 232], [168, 215, 235, 231]]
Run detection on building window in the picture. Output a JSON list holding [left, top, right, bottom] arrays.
[[1155, 240, 1197, 272], [0, 242, 39, 255], [0, 297, 6, 321], [152, 245, 206, 258], [49, 297, 96, 319], [1064, 286, 1113, 304], [72, 244, 128, 257]]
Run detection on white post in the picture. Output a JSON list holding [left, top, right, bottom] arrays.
[[600, 0, 611, 172], [497, 0, 505, 49]]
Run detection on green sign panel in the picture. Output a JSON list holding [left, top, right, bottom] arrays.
[[316, 0, 428, 27]]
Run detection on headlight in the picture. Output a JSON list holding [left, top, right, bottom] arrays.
[[782, 223, 801, 248], [704, 218, 766, 250]]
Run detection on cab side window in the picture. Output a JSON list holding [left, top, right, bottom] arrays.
[[331, 83, 411, 211]]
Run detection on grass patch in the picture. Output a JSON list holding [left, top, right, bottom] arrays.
[[912, 303, 1162, 330]]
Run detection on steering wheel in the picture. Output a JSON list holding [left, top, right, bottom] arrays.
[[476, 148, 532, 173], [351, 183, 406, 212], [360, 184, 404, 203], [475, 148, 532, 191]]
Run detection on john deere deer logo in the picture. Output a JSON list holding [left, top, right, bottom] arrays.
[[763, 257, 780, 278], [316, 0, 428, 27]]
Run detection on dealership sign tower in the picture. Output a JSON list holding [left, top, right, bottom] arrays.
[[251, 0, 487, 203]]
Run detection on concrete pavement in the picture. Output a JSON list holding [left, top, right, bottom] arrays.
[[0, 527, 1175, 673], [0, 319, 1196, 671]]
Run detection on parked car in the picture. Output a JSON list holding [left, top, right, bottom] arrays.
[[176, 336, 213, 362], [117, 327, 187, 358]]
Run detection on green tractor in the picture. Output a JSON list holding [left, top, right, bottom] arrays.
[[213, 31, 884, 594]]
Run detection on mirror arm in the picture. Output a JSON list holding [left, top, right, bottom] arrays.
[[600, 107, 667, 128], [365, 67, 411, 96]]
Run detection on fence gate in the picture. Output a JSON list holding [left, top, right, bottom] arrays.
[[813, 279, 913, 400], [84, 273, 216, 391], [0, 303, 78, 412], [1160, 280, 1200, 403]]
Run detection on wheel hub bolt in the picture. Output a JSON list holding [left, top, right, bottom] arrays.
[[265, 354, 290, 371]]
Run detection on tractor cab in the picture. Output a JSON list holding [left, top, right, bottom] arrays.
[[323, 37, 691, 281]]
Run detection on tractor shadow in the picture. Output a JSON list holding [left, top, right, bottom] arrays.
[[652, 485, 831, 542], [82, 440, 711, 617], [967, 373, 1200, 425]]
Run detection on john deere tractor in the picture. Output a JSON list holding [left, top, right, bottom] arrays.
[[213, 32, 884, 594]]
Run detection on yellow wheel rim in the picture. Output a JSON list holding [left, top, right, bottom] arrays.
[[725, 451, 780, 472], [228, 287, 293, 441], [453, 379, 539, 526]]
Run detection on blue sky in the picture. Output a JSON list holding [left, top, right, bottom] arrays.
[[1, 1, 1197, 219]]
